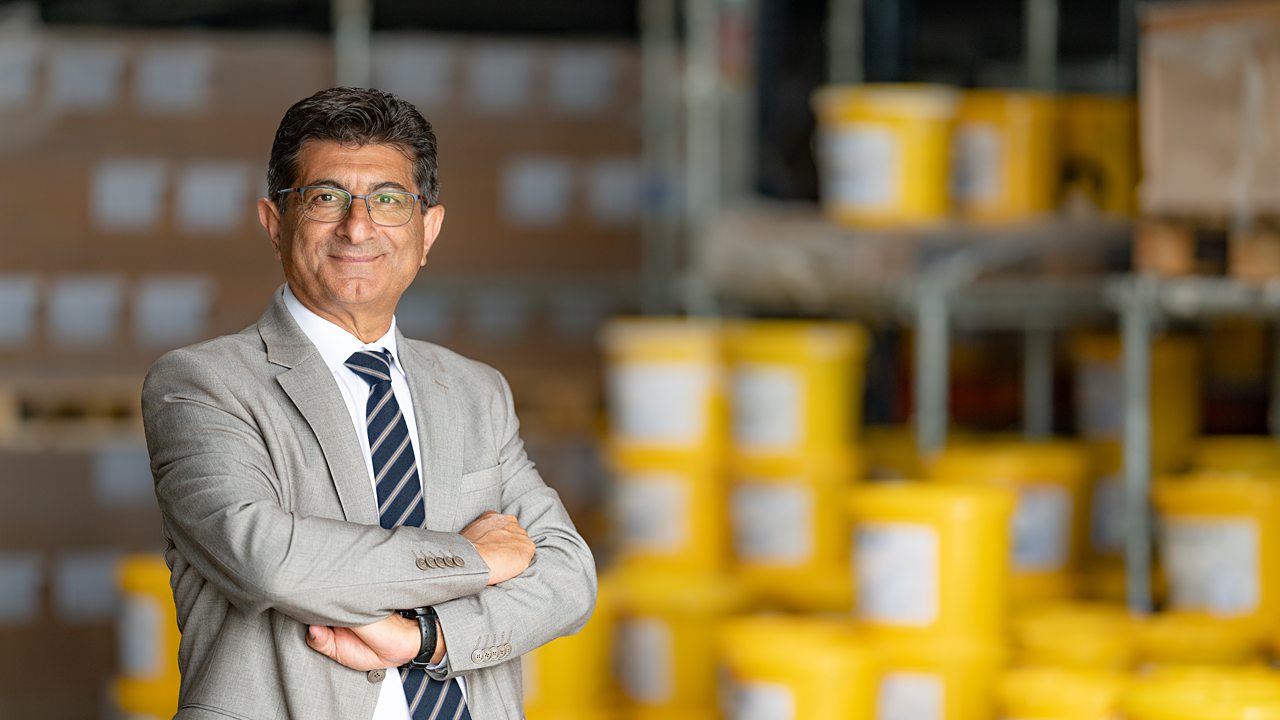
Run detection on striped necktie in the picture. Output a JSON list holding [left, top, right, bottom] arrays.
[[345, 349, 471, 720]]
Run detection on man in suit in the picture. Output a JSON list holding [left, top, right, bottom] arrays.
[[141, 87, 597, 720]]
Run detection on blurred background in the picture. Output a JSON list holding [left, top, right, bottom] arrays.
[[5, 0, 1280, 717]]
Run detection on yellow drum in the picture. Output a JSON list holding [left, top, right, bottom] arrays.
[[849, 482, 1015, 639], [1125, 667, 1280, 720], [812, 83, 960, 227], [600, 318, 726, 465], [608, 451, 728, 576], [930, 440, 1093, 603], [864, 425, 924, 480], [1072, 333, 1201, 474], [720, 616, 876, 720], [1154, 475, 1280, 627], [1191, 437, 1280, 476], [1137, 612, 1270, 668], [723, 320, 869, 464], [872, 635, 1006, 720], [1011, 601, 1137, 671], [1059, 94, 1137, 216], [113, 554, 179, 718], [952, 90, 1059, 222], [728, 450, 861, 612], [614, 571, 752, 714], [998, 667, 1126, 720], [524, 577, 619, 718]]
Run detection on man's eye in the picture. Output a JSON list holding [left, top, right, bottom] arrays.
[[317, 193, 338, 203], [375, 193, 402, 205]]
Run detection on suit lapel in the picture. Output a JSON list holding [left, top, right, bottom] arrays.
[[399, 333, 463, 532], [259, 289, 379, 525]]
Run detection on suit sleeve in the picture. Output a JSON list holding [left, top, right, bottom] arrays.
[[429, 369, 597, 678], [142, 348, 490, 627]]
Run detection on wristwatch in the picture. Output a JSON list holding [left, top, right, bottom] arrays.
[[398, 607, 438, 669]]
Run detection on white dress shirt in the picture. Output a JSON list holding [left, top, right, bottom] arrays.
[[282, 285, 465, 719]]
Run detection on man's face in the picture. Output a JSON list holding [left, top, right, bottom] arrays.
[[257, 140, 444, 326]]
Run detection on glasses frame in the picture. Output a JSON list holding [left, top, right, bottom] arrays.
[[276, 185, 428, 227]]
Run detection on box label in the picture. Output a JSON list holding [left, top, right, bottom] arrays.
[[819, 125, 899, 209], [952, 122, 1003, 203], [1012, 484, 1072, 572], [618, 618, 672, 703], [856, 522, 938, 625], [616, 473, 688, 554], [1164, 517, 1259, 615], [731, 482, 813, 565], [732, 364, 802, 451], [608, 363, 711, 445]]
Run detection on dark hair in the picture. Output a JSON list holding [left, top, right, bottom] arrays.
[[267, 87, 440, 205]]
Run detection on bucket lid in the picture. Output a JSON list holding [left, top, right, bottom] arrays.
[[599, 316, 724, 355], [723, 319, 869, 360], [613, 570, 754, 614], [1138, 612, 1270, 665], [812, 83, 960, 119], [929, 438, 1093, 484], [1013, 601, 1138, 670], [1154, 474, 1280, 511], [1192, 436, 1280, 475], [1000, 667, 1126, 715], [849, 480, 1016, 519], [1125, 667, 1280, 720]]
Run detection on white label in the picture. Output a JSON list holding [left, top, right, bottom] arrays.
[[91, 158, 168, 232], [133, 275, 215, 348], [120, 594, 163, 677], [48, 42, 125, 110], [465, 44, 536, 113], [1076, 359, 1122, 439], [731, 482, 813, 565], [1011, 484, 1072, 572], [616, 473, 687, 554], [0, 39, 38, 108], [53, 551, 122, 622], [856, 523, 938, 625], [93, 443, 155, 508], [952, 122, 1003, 203], [1163, 517, 1259, 615], [0, 274, 38, 346], [501, 156, 573, 227], [1090, 474, 1125, 555], [878, 672, 944, 720], [133, 43, 213, 114], [547, 46, 621, 115], [0, 553, 42, 625], [733, 681, 795, 720], [372, 40, 454, 107], [47, 275, 124, 346], [608, 363, 711, 445], [619, 618, 672, 703], [732, 364, 802, 451], [819, 125, 899, 209], [175, 161, 250, 234], [585, 157, 643, 226]]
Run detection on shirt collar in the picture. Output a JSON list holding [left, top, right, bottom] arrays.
[[282, 284, 403, 376]]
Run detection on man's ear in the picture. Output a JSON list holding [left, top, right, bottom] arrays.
[[257, 197, 284, 259], [419, 204, 445, 267]]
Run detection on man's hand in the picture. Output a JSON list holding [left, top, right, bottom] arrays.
[[306, 613, 426, 671], [462, 511, 535, 585]]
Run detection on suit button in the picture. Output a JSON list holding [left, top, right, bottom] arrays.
[[451, 555, 465, 567], [429, 557, 444, 569], [367, 669, 385, 683], [415, 558, 430, 571], [472, 649, 484, 663], [482, 649, 494, 662]]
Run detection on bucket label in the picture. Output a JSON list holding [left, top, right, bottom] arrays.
[[855, 522, 938, 625], [1163, 517, 1259, 615], [819, 125, 899, 209], [608, 363, 711, 445], [119, 594, 162, 676], [1090, 474, 1125, 556], [1076, 359, 1122, 439], [616, 473, 688, 554], [732, 364, 802, 451], [618, 617, 673, 703], [877, 671, 943, 720], [1012, 484, 1072, 571], [732, 681, 795, 720], [731, 482, 813, 565], [951, 122, 1003, 204]]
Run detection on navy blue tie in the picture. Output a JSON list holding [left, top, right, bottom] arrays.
[[345, 350, 471, 720]]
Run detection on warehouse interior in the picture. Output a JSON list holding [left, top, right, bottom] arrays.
[[4, 0, 1280, 717]]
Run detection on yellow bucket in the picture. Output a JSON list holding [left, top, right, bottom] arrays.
[[998, 667, 1126, 720], [952, 90, 1060, 222], [1011, 601, 1137, 671], [1125, 667, 1280, 720], [1154, 475, 1280, 626], [1059, 94, 1137, 216], [849, 482, 1015, 639], [930, 440, 1093, 603], [864, 425, 924, 481], [1137, 612, 1270, 668], [728, 450, 861, 612], [607, 451, 728, 576], [1072, 333, 1202, 474], [614, 571, 753, 713], [872, 635, 1007, 720], [600, 318, 726, 464], [113, 554, 179, 717], [812, 83, 959, 227], [723, 320, 870, 464], [524, 577, 619, 717], [1191, 437, 1280, 476], [720, 616, 876, 720]]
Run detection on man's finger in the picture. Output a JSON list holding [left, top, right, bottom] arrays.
[[306, 625, 336, 658]]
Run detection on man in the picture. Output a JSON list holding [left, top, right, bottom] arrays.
[[141, 87, 597, 720]]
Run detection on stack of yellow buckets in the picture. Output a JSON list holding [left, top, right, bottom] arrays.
[[113, 554, 181, 719]]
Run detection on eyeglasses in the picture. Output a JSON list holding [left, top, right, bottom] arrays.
[[277, 185, 425, 227]]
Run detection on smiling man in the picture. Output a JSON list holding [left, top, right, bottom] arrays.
[[141, 87, 597, 720]]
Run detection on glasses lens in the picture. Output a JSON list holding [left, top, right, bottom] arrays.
[[367, 191, 416, 227], [300, 187, 351, 222]]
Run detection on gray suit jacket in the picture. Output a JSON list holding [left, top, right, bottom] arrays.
[[141, 289, 597, 720]]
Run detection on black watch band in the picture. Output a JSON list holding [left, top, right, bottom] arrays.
[[398, 607, 438, 669]]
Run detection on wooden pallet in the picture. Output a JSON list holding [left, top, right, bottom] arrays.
[[1134, 217, 1280, 282]]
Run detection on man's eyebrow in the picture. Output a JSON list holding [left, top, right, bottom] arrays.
[[302, 180, 411, 193], [304, 179, 347, 191], [369, 181, 411, 192]]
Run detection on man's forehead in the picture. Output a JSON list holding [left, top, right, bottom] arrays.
[[295, 139, 416, 183]]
